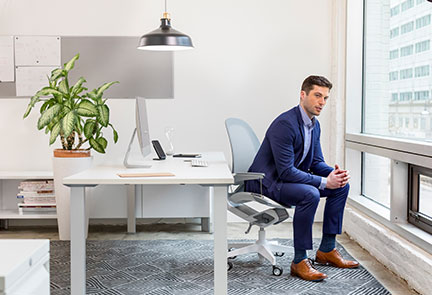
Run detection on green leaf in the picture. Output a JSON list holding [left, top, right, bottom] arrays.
[[71, 77, 86, 96], [97, 105, 109, 127], [64, 53, 79, 72], [61, 110, 77, 137], [36, 88, 63, 97], [96, 81, 118, 98], [109, 123, 118, 143], [37, 104, 62, 130], [23, 104, 33, 118], [23, 93, 44, 118], [39, 100, 55, 114], [58, 79, 69, 95], [84, 120, 97, 138], [75, 119, 83, 135], [49, 68, 64, 82], [49, 122, 61, 145], [89, 137, 105, 153], [97, 137, 108, 149], [76, 100, 98, 117]]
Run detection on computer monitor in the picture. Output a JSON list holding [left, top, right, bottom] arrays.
[[123, 97, 152, 168], [135, 97, 151, 158]]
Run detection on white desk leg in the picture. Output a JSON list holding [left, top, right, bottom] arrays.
[[70, 186, 86, 295], [213, 186, 228, 295], [127, 184, 136, 234]]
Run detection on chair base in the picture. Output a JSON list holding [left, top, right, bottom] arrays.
[[228, 227, 292, 266]]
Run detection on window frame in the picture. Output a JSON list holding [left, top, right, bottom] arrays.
[[408, 165, 432, 234]]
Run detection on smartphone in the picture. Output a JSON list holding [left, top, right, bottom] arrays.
[[152, 140, 166, 160], [173, 154, 201, 158]]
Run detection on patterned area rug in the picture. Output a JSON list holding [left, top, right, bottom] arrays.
[[50, 239, 390, 295]]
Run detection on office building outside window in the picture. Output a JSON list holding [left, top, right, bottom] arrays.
[[364, 0, 432, 232], [416, 14, 431, 29], [390, 49, 399, 59], [400, 44, 414, 56], [415, 39, 430, 53], [401, 0, 414, 11]]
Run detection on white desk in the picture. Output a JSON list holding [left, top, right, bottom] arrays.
[[63, 152, 234, 295], [0, 239, 50, 295]]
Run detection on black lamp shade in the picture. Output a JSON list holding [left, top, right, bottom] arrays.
[[138, 18, 193, 51]]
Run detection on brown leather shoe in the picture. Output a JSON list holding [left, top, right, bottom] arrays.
[[290, 259, 327, 282], [315, 249, 359, 268]]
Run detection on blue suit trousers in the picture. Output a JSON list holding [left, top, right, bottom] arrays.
[[277, 182, 350, 250], [248, 180, 350, 250]]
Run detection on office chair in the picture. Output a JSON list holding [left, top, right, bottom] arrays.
[[225, 118, 291, 276]]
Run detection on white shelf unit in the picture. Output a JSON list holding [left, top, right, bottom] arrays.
[[0, 171, 57, 222]]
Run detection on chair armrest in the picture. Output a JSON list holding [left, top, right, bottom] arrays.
[[233, 172, 265, 184]]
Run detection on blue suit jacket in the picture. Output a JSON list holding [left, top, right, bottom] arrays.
[[247, 106, 333, 199]]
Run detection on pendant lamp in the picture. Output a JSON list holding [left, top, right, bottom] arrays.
[[137, 0, 193, 51]]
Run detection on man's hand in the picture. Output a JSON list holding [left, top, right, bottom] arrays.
[[326, 164, 350, 189]]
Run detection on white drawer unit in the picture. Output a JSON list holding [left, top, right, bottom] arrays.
[[0, 239, 50, 295]]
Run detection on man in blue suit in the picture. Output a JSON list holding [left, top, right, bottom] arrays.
[[246, 75, 358, 281]]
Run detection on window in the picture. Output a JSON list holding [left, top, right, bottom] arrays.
[[409, 165, 432, 234], [416, 14, 431, 29], [421, 118, 426, 129], [391, 5, 400, 17], [401, 21, 414, 34], [401, 0, 415, 11], [400, 68, 413, 79], [390, 27, 400, 38], [414, 65, 430, 77], [362, 153, 391, 208], [400, 45, 413, 56], [358, 0, 432, 240], [415, 40, 430, 53], [390, 49, 399, 59], [389, 71, 399, 81], [400, 92, 413, 101], [414, 90, 429, 100], [417, 0, 426, 4]]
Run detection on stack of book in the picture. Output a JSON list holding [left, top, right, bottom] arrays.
[[17, 180, 56, 213]]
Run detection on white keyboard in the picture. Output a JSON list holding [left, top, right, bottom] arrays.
[[191, 159, 208, 167]]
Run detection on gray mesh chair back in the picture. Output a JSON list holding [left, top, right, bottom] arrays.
[[224, 118, 291, 276], [225, 118, 261, 174]]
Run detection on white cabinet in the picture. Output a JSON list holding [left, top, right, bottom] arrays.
[[0, 172, 56, 227], [0, 239, 50, 295]]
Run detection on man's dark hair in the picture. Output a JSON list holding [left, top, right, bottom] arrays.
[[301, 75, 333, 94]]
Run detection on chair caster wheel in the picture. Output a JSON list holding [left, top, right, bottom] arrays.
[[275, 252, 284, 257], [227, 261, 233, 271], [228, 248, 237, 259], [272, 265, 283, 276]]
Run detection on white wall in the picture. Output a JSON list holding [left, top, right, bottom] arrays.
[[0, 0, 334, 221]]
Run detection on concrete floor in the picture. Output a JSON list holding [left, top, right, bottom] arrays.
[[0, 221, 419, 295]]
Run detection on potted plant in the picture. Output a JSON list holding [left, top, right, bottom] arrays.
[[23, 53, 119, 240]]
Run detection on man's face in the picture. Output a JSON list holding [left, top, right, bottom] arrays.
[[299, 85, 329, 118]]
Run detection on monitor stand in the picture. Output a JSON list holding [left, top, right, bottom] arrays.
[[123, 128, 152, 168]]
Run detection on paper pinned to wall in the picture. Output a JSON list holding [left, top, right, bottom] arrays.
[[15, 36, 61, 66], [16, 66, 57, 97], [0, 36, 14, 82]]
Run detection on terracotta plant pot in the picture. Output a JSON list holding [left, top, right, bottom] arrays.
[[53, 149, 92, 240]]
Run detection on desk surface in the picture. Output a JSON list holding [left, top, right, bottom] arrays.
[[63, 152, 234, 186]]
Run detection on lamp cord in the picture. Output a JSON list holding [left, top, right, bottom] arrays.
[[165, 0, 167, 12]]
